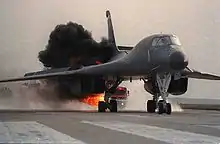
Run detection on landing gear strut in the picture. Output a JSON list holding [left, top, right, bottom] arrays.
[[98, 79, 123, 112], [146, 73, 172, 115]]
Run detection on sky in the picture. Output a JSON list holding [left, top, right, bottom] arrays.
[[0, 0, 220, 99]]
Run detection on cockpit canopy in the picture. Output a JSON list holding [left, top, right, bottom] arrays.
[[152, 35, 181, 47]]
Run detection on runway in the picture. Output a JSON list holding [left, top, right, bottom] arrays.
[[1, 110, 220, 144]]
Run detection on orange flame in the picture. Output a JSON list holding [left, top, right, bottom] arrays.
[[80, 93, 104, 106]]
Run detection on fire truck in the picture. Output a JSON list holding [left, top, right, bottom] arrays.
[[109, 86, 129, 109]]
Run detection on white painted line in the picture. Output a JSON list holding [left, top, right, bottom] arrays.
[[81, 120, 220, 144], [120, 114, 150, 118], [200, 125, 220, 130], [0, 121, 87, 144], [120, 114, 171, 119]]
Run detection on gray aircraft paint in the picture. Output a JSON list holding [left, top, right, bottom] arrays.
[[0, 10, 219, 86]]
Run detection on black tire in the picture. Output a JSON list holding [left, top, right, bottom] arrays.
[[147, 100, 156, 113], [166, 103, 172, 115], [98, 101, 106, 112], [158, 102, 164, 114], [110, 100, 117, 112]]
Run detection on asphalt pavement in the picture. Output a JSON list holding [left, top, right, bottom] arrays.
[[1, 109, 220, 144]]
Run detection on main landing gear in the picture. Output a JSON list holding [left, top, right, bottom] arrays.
[[146, 73, 172, 115], [98, 79, 123, 112], [98, 99, 118, 112], [147, 99, 171, 114]]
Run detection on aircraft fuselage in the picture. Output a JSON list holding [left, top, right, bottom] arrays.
[[108, 34, 189, 80]]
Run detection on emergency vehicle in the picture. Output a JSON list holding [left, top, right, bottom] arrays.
[[109, 86, 129, 109]]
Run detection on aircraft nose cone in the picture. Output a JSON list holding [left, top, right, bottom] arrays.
[[170, 51, 188, 70]]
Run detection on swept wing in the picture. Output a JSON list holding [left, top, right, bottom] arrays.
[[182, 67, 220, 80]]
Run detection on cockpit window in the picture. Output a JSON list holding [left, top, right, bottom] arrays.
[[152, 36, 171, 47], [152, 35, 182, 47], [170, 35, 181, 46]]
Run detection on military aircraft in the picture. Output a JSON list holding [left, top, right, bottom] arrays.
[[0, 10, 220, 115]]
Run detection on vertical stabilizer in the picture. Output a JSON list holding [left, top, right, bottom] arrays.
[[106, 10, 119, 54]]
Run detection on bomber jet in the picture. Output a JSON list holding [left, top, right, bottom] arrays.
[[0, 10, 220, 114]]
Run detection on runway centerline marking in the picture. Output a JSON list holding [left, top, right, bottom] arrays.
[[81, 120, 220, 144], [0, 121, 87, 144], [119, 114, 148, 118], [200, 125, 220, 130], [119, 114, 172, 119]]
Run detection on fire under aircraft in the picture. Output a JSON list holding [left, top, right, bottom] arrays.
[[0, 10, 220, 115]]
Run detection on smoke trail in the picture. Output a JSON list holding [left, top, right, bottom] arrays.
[[0, 21, 115, 110], [37, 21, 114, 100], [0, 81, 96, 110], [38, 22, 114, 68]]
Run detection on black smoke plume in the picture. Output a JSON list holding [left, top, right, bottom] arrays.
[[38, 22, 114, 100], [38, 22, 113, 68]]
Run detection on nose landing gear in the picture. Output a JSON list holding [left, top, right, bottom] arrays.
[[158, 100, 172, 114], [147, 100, 156, 113], [146, 73, 172, 115], [147, 98, 172, 115]]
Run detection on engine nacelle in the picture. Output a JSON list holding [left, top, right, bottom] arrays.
[[58, 76, 105, 96], [144, 80, 157, 95], [167, 77, 188, 95], [144, 76, 188, 96]]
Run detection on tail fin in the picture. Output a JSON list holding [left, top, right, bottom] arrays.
[[106, 10, 119, 54]]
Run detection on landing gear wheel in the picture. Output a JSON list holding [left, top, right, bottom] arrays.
[[158, 102, 165, 114], [98, 101, 107, 112], [147, 100, 156, 113], [166, 103, 172, 115], [110, 100, 117, 112]]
